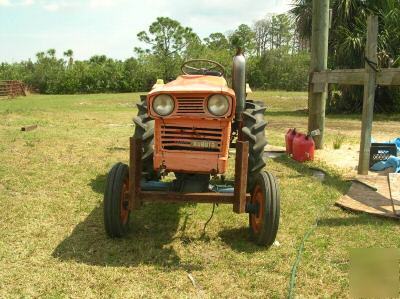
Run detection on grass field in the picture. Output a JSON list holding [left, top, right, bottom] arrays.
[[0, 91, 399, 298]]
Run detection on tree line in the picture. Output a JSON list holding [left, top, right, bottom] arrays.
[[1, 0, 399, 113], [0, 13, 310, 94]]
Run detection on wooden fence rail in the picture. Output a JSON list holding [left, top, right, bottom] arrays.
[[309, 9, 400, 175], [0, 80, 26, 98], [312, 68, 400, 92]]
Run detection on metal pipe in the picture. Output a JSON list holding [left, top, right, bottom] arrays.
[[232, 48, 246, 120]]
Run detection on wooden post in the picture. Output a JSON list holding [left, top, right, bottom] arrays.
[[358, 15, 378, 175], [233, 141, 249, 214], [129, 137, 142, 210], [309, 0, 329, 149]]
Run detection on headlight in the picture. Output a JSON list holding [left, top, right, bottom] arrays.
[[207, 94, 229, 116], [153, 94, 174, 116]]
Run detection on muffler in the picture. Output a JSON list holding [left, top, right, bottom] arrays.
[[232, 48, 246, 120]]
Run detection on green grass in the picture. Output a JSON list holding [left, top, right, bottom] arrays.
[[0, 92, 399, 298]]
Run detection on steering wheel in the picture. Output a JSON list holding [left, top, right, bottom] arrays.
[[181, 59, 225, 77]]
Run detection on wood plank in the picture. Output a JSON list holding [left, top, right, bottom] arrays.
[[336, 175, 400, 219], [312, 69, 365, 86], [358, 15, 378, 175], [312, 68, 400, 87], [388, 174, 400, 201], [139, 191, 251, 204], [378, 69, 400, 85], [388, 173, 400, 216]]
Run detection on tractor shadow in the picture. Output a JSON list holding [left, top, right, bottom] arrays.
[[219, 155, 351, 253], [272, 155, 349, 194], [89, 174, 107, 194], [52, 175, 201, 271], [218, 227, 266, 253]]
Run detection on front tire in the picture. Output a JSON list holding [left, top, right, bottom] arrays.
[[104, 162, 130, 238], [249, 171, 280, 247]]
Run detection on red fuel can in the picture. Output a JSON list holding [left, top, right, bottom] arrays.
[[292, 133, 315, 162], [285, 128, 297, 155]]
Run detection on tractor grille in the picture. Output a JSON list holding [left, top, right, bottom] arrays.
[[160, 124, 223, 152], [176, 98, 205, 115]]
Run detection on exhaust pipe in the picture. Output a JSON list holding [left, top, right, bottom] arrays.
[[232, 48, 246, 120]]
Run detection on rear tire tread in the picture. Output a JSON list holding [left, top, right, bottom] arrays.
[[133, 95, 159, 180], [242, 100, 268, 191]]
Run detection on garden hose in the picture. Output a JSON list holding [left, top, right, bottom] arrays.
[[287, 204, 331, 298], [287, 220, 318, 298], [202, 203, 216, 237]]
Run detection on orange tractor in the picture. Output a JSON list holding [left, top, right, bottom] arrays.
[[104, 51, 280, 246]]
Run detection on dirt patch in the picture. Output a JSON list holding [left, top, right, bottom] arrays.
[[316, 142, 396, 178], [315, 144, 360, 175]]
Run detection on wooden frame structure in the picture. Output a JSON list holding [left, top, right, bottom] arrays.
[[128, 138, 251, 214], [309, 0, 400, 174], [0, 80, 26, 98]]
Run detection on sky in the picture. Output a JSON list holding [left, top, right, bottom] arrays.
[[0, 0, 292, 62]]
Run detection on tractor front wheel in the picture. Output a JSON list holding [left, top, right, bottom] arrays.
[[249, 171, 280, 247], [104, 162, 130, 238]]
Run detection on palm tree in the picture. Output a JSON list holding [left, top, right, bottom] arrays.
[[63, 49, 74, 67], [290, 0, 400, 112], [47, 48, 56, 58], [36, 51, 45, 61], [290, 0, 313, 49]]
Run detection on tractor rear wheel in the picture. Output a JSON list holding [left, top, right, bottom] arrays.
[[242, 101, 268, 191], [104, 162, 130, 238], [133, 95, 159, 180], [249, 171, 280, 247]]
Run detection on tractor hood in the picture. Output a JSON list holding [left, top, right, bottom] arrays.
[[148, 75, 235, 96]]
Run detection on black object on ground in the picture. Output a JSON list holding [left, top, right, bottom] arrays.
[[369, 143, 397, 167], [21, 125, 37, 132]]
